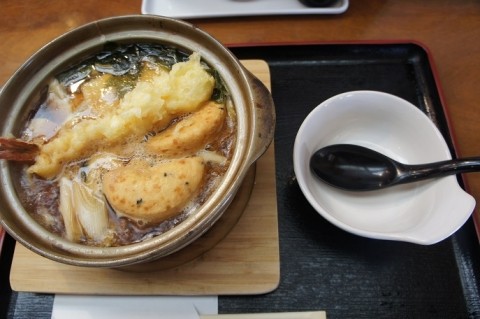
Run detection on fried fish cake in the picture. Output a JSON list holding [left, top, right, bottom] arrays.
[[102, 157, 205, 224], [146, 101, 226, 157]]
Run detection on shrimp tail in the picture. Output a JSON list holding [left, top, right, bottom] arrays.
[[0, 137, 39, 162]]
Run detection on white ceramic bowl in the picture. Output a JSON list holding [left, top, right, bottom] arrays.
[[293, 91, 475, 245]]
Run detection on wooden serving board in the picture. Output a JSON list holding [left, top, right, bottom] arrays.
[[9, 60, 280, 295]]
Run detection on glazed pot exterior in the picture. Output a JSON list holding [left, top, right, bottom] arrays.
[[0, 15, 275, 267]]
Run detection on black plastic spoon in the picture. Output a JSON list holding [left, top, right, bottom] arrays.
[[310, 144, 480, 191]]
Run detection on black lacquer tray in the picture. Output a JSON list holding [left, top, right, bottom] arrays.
[[220, 43, 480, 318], [1, 43, 480, 319]]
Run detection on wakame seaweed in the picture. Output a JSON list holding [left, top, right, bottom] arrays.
[[55, 42, 229, 103], [209, 69, 229, 104], [57, 43, 189, 87]]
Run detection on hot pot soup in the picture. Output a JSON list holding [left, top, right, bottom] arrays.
[[10, 43, 236, 247]]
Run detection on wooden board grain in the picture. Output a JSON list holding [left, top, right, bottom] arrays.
[[9, 60, 280, 295]]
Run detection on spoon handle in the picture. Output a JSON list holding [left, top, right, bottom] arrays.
[[401, 157, 480, 183]]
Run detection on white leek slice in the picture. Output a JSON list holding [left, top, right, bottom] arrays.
[[58, 177, 83, 242], [58, 177, 110, 243], [72, 180, 109, 242], [197, 149, 227, 165]]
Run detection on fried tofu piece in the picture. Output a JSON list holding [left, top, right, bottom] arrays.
[[102, 157, 205, 224], [146, 101, 226, 157]]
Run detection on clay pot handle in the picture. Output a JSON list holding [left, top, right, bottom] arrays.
[[245, 69, 276, 166]]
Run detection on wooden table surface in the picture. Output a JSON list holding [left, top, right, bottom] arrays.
[[1, 2, 480, 318], [1, 1, 480, 221]]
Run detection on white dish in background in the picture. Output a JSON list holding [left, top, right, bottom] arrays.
[[142, 0, 349, 19], [293, 91, 475, 245]]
